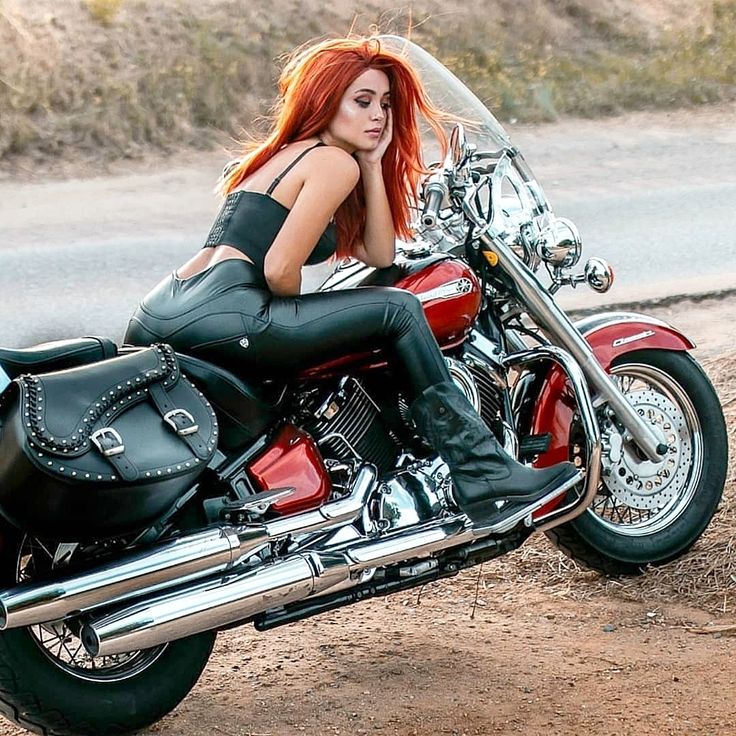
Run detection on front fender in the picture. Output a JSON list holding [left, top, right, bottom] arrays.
[[528, 311, 695, 466], [572, 311, 695, 370]]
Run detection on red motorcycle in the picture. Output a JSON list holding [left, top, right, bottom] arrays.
[[0, 36, 727, 736]]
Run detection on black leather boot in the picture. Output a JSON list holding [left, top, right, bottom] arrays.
[[410, 381, 581, 526]]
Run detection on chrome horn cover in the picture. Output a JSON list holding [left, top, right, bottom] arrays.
[[539, 216, 582, 268]]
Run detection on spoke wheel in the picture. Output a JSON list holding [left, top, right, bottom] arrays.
[[547, 349, 727, 575], [0, 526, 216, 736], [18, 536, 168, 683], [586, 363, 702, 536]]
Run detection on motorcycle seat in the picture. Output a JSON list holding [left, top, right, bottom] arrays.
[[0, 336, 118, 379], [176, 353, 278, 450]]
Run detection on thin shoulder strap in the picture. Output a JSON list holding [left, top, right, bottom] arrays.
[[266, 141, 325, 196]]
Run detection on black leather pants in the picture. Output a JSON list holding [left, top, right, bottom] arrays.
[[125, 259, 451, 400]]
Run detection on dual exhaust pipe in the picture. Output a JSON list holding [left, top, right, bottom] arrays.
[[0, 463, 476, 658], [84, 515, 475, 657], [0, 464, 378, 631]]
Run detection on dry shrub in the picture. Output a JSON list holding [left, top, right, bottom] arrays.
[[84, 0, 125, 26]]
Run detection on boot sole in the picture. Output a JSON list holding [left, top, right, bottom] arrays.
[[467, 470, 584, 535]]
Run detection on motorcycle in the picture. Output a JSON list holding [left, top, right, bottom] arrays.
[[0, 35, 727, 736]]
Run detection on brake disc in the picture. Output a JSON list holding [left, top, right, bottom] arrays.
[[602, 389, 691, 511]]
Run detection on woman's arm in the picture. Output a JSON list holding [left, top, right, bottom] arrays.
[[353, 108, 396, 269], [263, 147, 360, 296]]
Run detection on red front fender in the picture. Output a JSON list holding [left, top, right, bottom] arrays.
[[529, 312, 695, 468]]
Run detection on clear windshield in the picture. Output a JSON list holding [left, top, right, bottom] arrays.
[[378, 35, 551, 214]]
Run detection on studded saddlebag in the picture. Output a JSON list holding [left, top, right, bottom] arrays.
[[0, 344, 218, 540]]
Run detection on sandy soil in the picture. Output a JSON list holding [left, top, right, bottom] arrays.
[[0, 295, 732, 736]]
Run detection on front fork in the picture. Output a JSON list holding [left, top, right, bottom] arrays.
[[476, 232, 667, 463]]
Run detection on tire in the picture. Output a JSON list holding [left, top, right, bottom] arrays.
[[547, 349, 728, 575], [0, 527, 217, 736]]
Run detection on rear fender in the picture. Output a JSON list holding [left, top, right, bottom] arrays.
[[528, 312, 695, 467]]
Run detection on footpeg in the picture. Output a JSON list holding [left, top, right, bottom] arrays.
[[221, 487, 295, 520]]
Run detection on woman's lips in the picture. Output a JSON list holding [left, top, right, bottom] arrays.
[[365, 129, 382, 137]]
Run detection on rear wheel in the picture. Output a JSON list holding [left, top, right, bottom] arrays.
[[0, 528, 216, 736], [547, 349, 728, 575]]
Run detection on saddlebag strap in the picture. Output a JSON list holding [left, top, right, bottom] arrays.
[[90, 427, 140, 482], [148, 382, 211, 460]]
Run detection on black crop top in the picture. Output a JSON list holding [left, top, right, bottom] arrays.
[[202, 141, 338, 272]]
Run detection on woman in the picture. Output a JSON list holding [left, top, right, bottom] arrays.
[[125, 36, 578, 526]]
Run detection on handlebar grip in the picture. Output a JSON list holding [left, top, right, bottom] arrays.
[[421, 184, 445, 228]]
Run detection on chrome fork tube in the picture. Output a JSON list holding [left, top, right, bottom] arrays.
[[477, 231, 665, 462]]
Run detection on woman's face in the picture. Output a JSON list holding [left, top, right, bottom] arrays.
[[322, 68, 391, 154]]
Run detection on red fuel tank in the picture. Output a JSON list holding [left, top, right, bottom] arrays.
[[299, 257, 481, 380], [398, 258, 481, 347]]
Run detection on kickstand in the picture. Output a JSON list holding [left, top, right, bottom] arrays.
[[470, 562, 484, 620]]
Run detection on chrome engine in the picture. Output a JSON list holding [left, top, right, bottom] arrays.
[[299, 355, 507, 478], [371, 456, 456, 532]]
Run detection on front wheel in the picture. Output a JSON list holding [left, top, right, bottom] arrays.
[[547, 349, 728, 575], [0, 529, 217, 736]]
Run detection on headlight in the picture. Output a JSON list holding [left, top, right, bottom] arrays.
[[538, 217, 582, 268]]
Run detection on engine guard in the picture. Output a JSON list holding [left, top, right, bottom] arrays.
[[527, 311, 694, 472]]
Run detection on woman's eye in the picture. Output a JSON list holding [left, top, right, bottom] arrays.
[[381, 102, 391, 110], [356, 99, 370, 108]]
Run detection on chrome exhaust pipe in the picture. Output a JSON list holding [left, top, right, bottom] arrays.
[[83, 514, 477, 657], [82, 552, 350, 657], [0, 464, 378, 630]]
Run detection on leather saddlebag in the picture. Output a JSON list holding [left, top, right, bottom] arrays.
[[0, 344, 218, 540]]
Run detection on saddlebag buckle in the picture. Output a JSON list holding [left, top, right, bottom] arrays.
[[163, 408, 199, 437], [90, 427, 125, 457]]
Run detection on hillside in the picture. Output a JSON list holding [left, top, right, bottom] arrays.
[[0, 0, 734, 167]]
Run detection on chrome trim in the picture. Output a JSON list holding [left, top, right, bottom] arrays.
[[584, 257, 614, 293], [345, 517, 474, 570], [0, 526, 252, 630], [472, 472, 584, 535], [539, 216, 582, 268], [575, 311, 691, 342], [264, 463, 377, 537], [502, 346, 602, 531], [446, 357, 482, 414], [475, 229, 665, 463], [0, 464, 378, 630], [80, 442, 596, 657]]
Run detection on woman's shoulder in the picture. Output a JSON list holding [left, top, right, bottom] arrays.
[[306, 144, 360, 182]]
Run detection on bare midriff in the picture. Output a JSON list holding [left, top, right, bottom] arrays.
[[175, 245, 254, 281]]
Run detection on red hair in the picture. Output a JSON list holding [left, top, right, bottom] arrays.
[[221, 37, 449, 259]]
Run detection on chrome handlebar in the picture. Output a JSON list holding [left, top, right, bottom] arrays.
[[420, 175, 448, 229]]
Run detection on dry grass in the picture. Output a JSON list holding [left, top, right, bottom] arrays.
[[0, 0, 734, 167]]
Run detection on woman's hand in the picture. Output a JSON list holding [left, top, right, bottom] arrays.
[[355, 107, 393, 166]]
